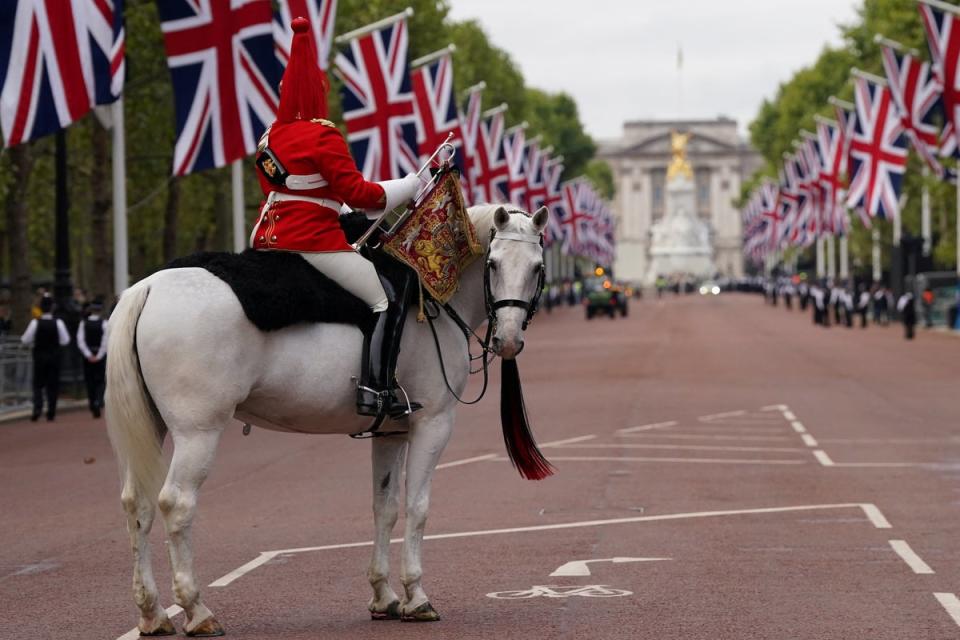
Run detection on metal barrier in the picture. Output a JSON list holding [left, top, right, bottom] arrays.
[[0, 335, 86, 413]]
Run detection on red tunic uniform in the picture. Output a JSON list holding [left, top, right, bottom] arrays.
[[252, 118, 385, 252]]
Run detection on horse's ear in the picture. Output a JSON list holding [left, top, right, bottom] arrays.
[[531, 206, 549, 233], [494, 206, 511, 230]]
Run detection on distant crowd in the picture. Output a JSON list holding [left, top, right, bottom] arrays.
[[759, 277, 954, 341]]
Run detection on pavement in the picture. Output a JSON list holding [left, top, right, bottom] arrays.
[[2, 293, 960, 639]]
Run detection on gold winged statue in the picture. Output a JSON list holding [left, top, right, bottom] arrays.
[[667, 131, 693, 181]]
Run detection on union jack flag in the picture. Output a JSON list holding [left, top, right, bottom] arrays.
[[410, 50, 461, 164], [845, 76, 908, 221], [157, 1, 280, 176], [334, 15, 419, 181], [542, 157, 566, 246], [799, 136, 824, 239], [919, 1, 960, 160], [502, 124, 528, 208], [559, 179, 593, 254], [273, 0, 337, 70], [525, 140, 548, 212], [458, 83, 483, 206], [880, 43, 946, 178], [816, 118, 850, 236], [758, 179, 782, 251], [779, 154, 801, 247], [471, 108, 509, 203], [0, 0, 125, 147]]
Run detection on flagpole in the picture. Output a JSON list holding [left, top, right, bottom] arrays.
[[922, 165, 931, 256], [410, 43, 455, 68], [232, 160, 245, 253], [839, 235, 849, 279], [482, 104, 508, 119], [826, 234, 836, 279], [334, 8, 414, 44], [816, 237, 825, 278], [872, 228, 881, 282], [112, 97, 129, 294], [920, 0, 960, 16]]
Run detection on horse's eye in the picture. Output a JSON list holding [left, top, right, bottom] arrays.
[[487, 260, 498, 271], [533, 264, 544, 274]]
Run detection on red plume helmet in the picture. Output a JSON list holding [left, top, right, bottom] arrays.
[[277, 17, 329, 123]]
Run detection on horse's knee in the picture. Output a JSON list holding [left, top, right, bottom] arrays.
[[405, 496, 429, 525], [158, 488, 196, 535]]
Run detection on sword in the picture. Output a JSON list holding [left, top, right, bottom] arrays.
[[352, 132, 456, 250]]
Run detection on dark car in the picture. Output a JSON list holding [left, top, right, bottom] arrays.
[[585, 283, 629, 319]]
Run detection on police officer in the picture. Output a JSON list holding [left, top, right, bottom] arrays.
[[77, 298, 108, 418], [251, 18, 420, 420], [20, 295, 70, 421]]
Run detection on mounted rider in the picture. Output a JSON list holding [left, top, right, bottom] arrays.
[[251, 17, 421, 420]]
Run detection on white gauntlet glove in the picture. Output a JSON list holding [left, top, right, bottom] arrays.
[[366, 173, 421, 220]]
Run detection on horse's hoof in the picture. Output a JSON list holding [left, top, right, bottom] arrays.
[[370, 600, 401, 620], [400, 601, 440, 622], [184, 616, 225, 637], [139, 616, 176, 636]]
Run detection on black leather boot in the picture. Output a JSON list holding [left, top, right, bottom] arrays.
[[356, 271, 423, 420]]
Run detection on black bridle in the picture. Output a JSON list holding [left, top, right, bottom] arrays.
[[425, 219, 545, 405]]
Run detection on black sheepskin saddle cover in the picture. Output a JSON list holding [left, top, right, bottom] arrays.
[[164, 213, 406, 332]]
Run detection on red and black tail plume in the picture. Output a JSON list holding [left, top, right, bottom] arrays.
[[500, 359, 554, 480]]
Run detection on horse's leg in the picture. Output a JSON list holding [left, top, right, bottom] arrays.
[[367, 435, 407, 620], [398, 414, 453, 622], [121, 468, 176, 636], [157, 428, 225, 637]]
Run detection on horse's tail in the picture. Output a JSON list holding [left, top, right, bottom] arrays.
[[500, 358, 554, 480], [105, 282, 167, 505]]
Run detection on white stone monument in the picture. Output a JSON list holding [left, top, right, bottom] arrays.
[[645, 132, 716, 284]]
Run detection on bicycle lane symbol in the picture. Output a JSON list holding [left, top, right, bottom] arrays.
[[486, 585, 633, 599]]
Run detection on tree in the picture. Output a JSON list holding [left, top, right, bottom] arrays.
[[4, 145, 35, 330]]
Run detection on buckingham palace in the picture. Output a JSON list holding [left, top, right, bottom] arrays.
[[598, 117, 763, 285]]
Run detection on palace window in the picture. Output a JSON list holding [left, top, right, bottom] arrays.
[[695, 168, 711, 219], [650, 169, 665, 220]]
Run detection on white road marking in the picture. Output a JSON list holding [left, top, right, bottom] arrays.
[[790, 421, 807, 434], [861, 504, 892, 529], [435, 453, 498, 469], [116, 606, 182, 640], [832, 462, 942, 468], [208, 552, 279, 587], [933, 593, 960, 626], [801, 434, 819, 447], [819, 437, 960, 445], [550, 443, 806, 453], [935, 593, 960, 628], [267, 503, 888, 556], [617, 433, 793, 442], [501, 455, 806, 465], [540, 435, 597, 447], [681, 425, 787, 432], [436, 436, 596, 470], [617, 421, 677, 434], [698, 410, 746, 421], [813, 450, 835, 466], [783, 410, 797, 421], [888, 540, 934, 574], [549, 557, 671, 577]]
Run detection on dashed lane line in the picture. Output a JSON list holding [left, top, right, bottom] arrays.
[[616, 433, 793, 442], [813, 450, 835, 466], [550, 443, 806, 453], [790, 420, 807, 434], [889, 540, 934, 574], [435, 435, 596, 469], [617, 421, 677, 434], [861, 504, 892, 528], [935, 593, 960, 628], [801, 434, 819, 447]]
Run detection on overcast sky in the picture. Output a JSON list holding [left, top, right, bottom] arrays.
[[447, 0, 861, 142]]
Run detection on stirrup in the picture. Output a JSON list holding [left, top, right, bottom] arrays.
[[388, 381, 422, 419], [356, 384, 390, 417]]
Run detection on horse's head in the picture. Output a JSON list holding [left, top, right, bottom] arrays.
[[486, 205, 549, 360]]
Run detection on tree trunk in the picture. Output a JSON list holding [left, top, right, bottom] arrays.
[[162, 176, 180, 263], [90, 121, 113, 300], [5, 145, 35, 333]]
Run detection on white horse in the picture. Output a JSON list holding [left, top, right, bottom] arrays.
[[106, 205, 550, 636]]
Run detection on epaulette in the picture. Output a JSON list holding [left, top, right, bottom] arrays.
[[310, 118, 336, 128]]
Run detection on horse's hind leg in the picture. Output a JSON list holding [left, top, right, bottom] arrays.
[[367, 435, 407, 619], [398, 414, 453, 622], [121, 469, 176, 636], [158, 428, 225, 637]]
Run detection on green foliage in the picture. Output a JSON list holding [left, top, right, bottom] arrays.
[[747, 0, 960, 274]]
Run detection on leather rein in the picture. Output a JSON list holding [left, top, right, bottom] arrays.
[[425, 219, 545, 405]]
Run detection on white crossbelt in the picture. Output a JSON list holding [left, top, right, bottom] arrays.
[[248, 192, 343, 247]]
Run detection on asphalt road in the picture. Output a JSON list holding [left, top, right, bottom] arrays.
[[2, 293, 960, 639]]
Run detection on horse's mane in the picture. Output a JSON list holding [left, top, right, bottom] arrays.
[[468, 204, 529, 249]]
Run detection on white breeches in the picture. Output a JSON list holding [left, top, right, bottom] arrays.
[[299, 251, 389, 312]]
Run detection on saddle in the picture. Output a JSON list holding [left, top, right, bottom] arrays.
[[163, 213, 410, 332]]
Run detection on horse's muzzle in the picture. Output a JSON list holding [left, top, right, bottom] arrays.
[[491, 335, 524, 360]]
